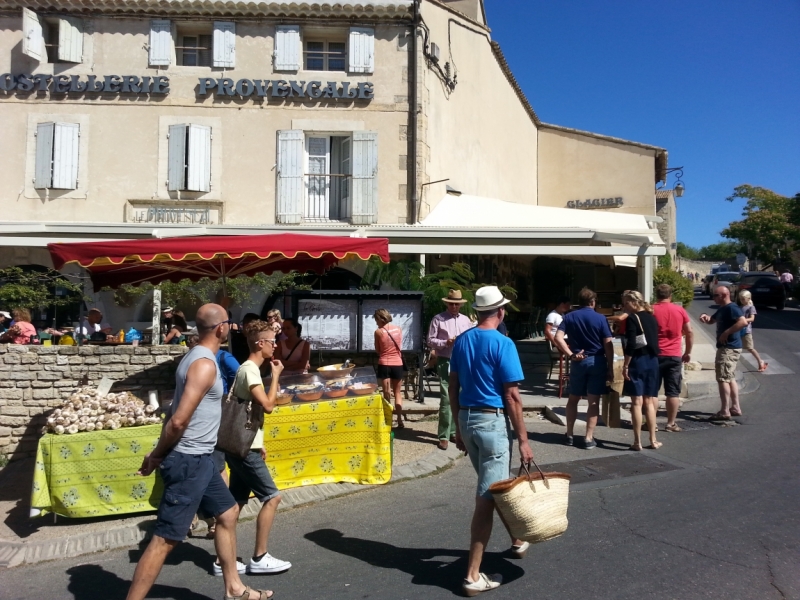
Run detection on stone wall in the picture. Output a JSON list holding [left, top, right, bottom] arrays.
[[0, 345, 187, 462]]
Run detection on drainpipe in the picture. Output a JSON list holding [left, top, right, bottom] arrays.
[[409, 0, 420, 224]]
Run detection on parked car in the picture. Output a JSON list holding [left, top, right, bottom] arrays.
[[735, 271, 786, 310], [709, 272, 740, 298], [701, 275, 714, 295]]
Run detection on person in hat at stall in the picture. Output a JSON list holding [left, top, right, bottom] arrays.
[[0, 311, 11, 333], [162, 306, 174, 335], [449, 286, 534, 596], [427, 289, 474, 450]]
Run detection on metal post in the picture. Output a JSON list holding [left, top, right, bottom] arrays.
[[152, 288, 161, 345]]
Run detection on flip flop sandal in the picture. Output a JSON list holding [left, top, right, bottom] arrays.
[[665, 423, 682, 432], [224, 587, 274, 600], [709, 413, 730, 421], [730, 410, 743, 417]]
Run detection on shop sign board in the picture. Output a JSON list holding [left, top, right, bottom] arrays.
[[126, 201, 222, 225], [567, 197, 624, 209]]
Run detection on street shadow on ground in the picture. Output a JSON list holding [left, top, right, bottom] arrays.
[[305, 528, 525, 594], [127, 537, 218, 574], [66, 564, 214, 600], [392, 425, 438, 444]]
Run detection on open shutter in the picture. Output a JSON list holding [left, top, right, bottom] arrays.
[[149, 19, 172, 66], [276, 130, 304, 224], [34, 122, 54, 190], [22, 8, 45, 61], [58, 17, 83, 63], [52, 123, 80, 189], [274, 25, 300, 71], [167, 124, 187, 191], [350, 131, 378, 224], [348, 27, 374, 74], [187, 125, 212, 193], [213, 21, 235, 68]]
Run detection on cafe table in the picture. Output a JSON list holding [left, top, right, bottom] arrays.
[[30, 393, 392, 519]]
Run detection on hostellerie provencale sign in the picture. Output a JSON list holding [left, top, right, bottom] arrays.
[[567, 197, 624, 209], [0, 73, 374, 100]]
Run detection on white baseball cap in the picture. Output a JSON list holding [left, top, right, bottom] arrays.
[[0, 311, 10, 319]]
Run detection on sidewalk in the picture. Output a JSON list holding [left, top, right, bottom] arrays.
[[0, 312, 748, 568]]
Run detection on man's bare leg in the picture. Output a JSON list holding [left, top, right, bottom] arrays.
[[215, 504, 255, 598], [666, 396, 680, 427], [466, 496, 495, 583], [126, 535, 178, 600], [729, 378, 741, 414], [566, 394, 580, 437], [717, 382, 731, 416], [584, 393, 600, 441]]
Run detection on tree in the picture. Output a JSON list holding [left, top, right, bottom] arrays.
[[658, 253, 672, 270], [722, 185, 799, 263], [697, 241, 746, 261], [0, 267, 85, 310], [676, 242, 700, 260]]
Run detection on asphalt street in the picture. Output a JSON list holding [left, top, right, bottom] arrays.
[[2, 290, 799, 600]]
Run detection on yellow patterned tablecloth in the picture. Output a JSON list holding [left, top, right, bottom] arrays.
[[30, 394, 391, 518], [264, 394, 393, 488], [31, 424, 163, 519]]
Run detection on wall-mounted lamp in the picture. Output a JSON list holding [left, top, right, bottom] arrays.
[[660, 166, 685, 197]]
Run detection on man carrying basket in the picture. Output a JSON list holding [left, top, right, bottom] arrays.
[[449, 286, 534, 596]]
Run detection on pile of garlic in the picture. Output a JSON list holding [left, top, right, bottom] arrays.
[[43, 386, 162, 435]]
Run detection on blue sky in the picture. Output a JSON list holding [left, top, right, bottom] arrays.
[[485, 0, 800, 248]]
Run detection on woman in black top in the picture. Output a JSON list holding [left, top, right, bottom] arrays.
[[622, 290, 662, 451]]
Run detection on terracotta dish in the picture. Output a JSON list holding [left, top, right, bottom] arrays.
[[296, 391, 323, 402], [316, 364, 356, 380], [276, 393, 293, 405], [347, 383, 379, 396], [323, 388, 349, 399]]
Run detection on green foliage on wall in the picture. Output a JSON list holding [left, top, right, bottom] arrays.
[[653, 268, 694, 307]]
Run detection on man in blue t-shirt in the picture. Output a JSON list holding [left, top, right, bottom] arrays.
[[554, 287, 614, 449], [449, 286, 534, 596], [700, 286, 748, 420]]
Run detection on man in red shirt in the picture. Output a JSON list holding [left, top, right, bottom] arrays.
[[652, 284, 693, 432]]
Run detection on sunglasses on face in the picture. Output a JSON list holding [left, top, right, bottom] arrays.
[[208, 319, 234, 329], [259, 338, 277, 347]]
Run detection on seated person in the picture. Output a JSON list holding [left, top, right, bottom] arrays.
[[163, 310, 188, 344], [0, 309, 38, 344], [80, 308, 112, 340]]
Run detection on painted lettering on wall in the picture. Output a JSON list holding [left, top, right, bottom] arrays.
[[566, 197, 624, 209], [132, 207, 214, 225], [0, 73, 170, 94], [196, 78, 374, 100]]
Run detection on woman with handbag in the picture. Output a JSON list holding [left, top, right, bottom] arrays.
[[215, 320, 292, 579], [622, 290, 662, 451], [373, 309, 406, 428]]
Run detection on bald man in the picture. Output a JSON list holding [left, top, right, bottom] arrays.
[[699, 287, 748, 421], [127, 304, 274, 600]]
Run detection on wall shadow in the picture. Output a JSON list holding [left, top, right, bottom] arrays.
[[67, 564, 214, 600]]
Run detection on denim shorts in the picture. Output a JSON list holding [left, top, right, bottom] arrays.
[[154, 450, 236, 541], [568, 355, 609, 397], [458, 409, 512, 500], [623, 353, 660, 398], [226, 449, 281, 504]]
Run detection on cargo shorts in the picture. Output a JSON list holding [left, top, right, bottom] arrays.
[[715, 348, 742, 383]]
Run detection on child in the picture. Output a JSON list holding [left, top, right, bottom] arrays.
[[738, 290, 768, 373]]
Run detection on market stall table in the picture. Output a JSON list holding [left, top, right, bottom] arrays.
[[30, 394, 391, 519]]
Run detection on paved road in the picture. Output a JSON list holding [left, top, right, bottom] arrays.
[[3, 290, 799, 599]]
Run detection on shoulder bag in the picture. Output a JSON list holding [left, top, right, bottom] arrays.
[[631, 313, 648, 350], [381, 327, 408, 372], [215, 387, 265, 459]]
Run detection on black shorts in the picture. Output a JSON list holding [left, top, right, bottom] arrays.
[[658, 356, 683, 398], [154, 451, 236, 541], [377, 364, 406, 381], [226, 449, 281, 504]]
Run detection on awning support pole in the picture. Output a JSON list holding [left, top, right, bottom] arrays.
[[152, 288, 162, 345], [639, 255, 654, 301]]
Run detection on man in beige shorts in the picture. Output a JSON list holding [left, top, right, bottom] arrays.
[[699, 287, 748, 419]]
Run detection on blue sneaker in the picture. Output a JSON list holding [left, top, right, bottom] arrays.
[[584, 438, 597, 450]]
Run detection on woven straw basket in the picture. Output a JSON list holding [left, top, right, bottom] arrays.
[[489, 461, 571, 544]]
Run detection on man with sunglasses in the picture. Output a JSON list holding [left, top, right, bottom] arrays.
[[699, 286, 748, 421], [128, 305, 272, 600]]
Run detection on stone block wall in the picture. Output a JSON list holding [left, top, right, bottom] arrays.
[[0, 344, 187, 461]]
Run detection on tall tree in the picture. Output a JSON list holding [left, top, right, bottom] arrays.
[[676, 242, 700, 260]]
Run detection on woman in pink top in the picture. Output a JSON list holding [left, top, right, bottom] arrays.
[[0, 309, 37, 344], [374, 308, 406, 428]]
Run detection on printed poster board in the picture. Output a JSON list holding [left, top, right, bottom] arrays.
[[360, 299, 422, 352], [297, 298, 358, 351]]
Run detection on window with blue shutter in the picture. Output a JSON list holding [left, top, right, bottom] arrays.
[[167, 124, 212, 193], [57, 16, 83, 63], [213, 21, 235, 68], [149, 20, 172, 66], [34, 123, 54, 190], [348, 27, 374, 74], [350, 131, 378, 224], [274, 25, 300, 72], [276, 130, 304, 224], [34, 122, 80, 190], [167, 124, 187, 192], [22, 8, 45, 61]]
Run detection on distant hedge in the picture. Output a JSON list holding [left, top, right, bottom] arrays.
[[653, 268, 694, 307]]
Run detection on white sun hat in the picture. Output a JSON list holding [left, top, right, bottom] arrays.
[[472, 286, 511, 311]]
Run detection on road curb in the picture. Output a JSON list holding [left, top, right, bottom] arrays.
[[0, 444, 464, 569]]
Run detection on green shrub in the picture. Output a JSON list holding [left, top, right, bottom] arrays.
[[653, 267, 693, 307]]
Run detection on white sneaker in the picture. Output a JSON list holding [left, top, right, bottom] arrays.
[[248, 553, 292, 574], [462, 573, 502, 597], [212, 559, 247, 576]]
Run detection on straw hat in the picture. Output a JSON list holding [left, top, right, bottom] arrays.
[[472, 286, 511, 311], [442, 289, 467, 304]]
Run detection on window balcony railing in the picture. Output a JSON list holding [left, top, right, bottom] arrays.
[[304, 173, 351, 222]]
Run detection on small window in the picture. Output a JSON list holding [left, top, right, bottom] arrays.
[[167, 124, 212, 193], [176, 24, 213, 66], [304, 39, 346, 71], [22, 9, 84, 64], [34, 122, 80, 190]]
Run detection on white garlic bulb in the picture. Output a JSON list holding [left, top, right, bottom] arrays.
[[54, 425, 65, 435], [86, 422, 96, 431], [66, 424, 79, 435], [135, 416, 146, 425]]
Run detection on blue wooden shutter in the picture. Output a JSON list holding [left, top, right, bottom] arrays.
[[167, 124, 187, 191], [213, 21, 235, 68], [34, 122, 54, 189], [348, 27, 374, 74], [274, 25, 300, 71], [58, 17, 83, 63], [276, 130, 304, 224], [351, 131, 378, 224], [149, 20, 172, 66], [187, 124, 212, 193], [52, 123, 80, 189], [22, 8, 44, 61]]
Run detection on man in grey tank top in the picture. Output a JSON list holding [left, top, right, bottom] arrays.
[[127, 304, 275, 600]]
